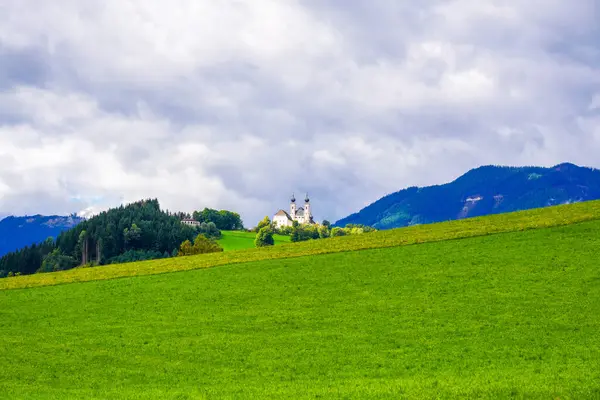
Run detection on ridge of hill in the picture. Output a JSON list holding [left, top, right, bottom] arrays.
[[335, 162, 600, 229], [2, 199, 600, 290], [1, 212, 599, 397], [0, 214, 83, 257]]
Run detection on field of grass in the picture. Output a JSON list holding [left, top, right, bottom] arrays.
[[2, 200, 600, 290], [217, 230, 290, 251], [1, 219, 599, 398]]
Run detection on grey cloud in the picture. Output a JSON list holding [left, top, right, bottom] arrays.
[[0, 1, 599, 225], [0, 47, 50, 90], [0, 191, 86, 216]]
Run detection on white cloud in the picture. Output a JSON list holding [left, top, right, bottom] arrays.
[[0, 0, 599, 224]]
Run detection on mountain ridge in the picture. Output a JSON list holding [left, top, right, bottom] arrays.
[[0, 214, 84, 257], [335, 163, 600, 229]]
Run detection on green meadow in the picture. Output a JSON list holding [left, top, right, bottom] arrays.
[[1, 202, 600, 398], [1, 219, 600, 398], [217, 230, 290, 251]]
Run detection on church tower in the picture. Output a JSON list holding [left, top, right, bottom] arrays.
[[290, 193, 297, 219], [304, 193, 311, 223]]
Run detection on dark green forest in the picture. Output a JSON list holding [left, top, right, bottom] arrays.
[[0, 200, 244, 278]]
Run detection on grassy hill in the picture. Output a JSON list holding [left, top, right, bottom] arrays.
[[217, 230, 291, 251], [1, 201, 600, 398]]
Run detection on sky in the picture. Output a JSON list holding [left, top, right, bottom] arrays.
[[0, 0, 599, 225]]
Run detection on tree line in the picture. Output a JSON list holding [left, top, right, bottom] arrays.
[[0, 200, 240, 278], [253, 216, 375, 247], [173, 208, 244, 231]]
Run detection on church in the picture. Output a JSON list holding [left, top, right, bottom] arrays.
[[273, 194, 315, 228]]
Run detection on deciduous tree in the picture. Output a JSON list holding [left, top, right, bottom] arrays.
[[255, 226, 275, 247]]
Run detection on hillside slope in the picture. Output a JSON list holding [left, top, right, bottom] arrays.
[[1, 218, 599, 398], [335, 163, 600, 229], [0, 215, 82, 257], [217, 230, 291, 251], [2, 200, 600, 290]]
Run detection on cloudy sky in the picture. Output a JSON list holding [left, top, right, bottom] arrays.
[[1, 0, 599, 225]]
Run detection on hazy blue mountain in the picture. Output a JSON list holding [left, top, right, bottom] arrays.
[[0, 215, 83, 257], [335, 163, 600, 230]]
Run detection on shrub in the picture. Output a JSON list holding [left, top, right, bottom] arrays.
[[274, 226, 293, 236], [37, 249, 78, 273], [290, 224, 320, 243], [197, 221, 221, 240], [331, 227, 346, 237], [107, 250, 168, 265], [178, 235, 223, 257], [255, 227, 275, 247], [318, 225, 330, 239]]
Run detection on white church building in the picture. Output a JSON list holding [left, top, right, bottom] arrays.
[[273, 194, 315, 228]]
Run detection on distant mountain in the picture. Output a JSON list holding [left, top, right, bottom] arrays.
[[335, 163, 600, 230], [0, 214, 84, 257]]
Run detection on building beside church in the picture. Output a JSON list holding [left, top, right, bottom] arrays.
[[273, 194, 315, 228], [181, 218, 200, 227]]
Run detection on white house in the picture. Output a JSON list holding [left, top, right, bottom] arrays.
[[273, 193, 315, 228], [181, 218, 201, 227]]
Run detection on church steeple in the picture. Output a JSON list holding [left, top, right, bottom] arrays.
[[290, 193, 297, 219], [304, 193, 311, 222]]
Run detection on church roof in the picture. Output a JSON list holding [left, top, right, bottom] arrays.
[[295, 207, 305, 217], [274, 210, 293, 220]]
